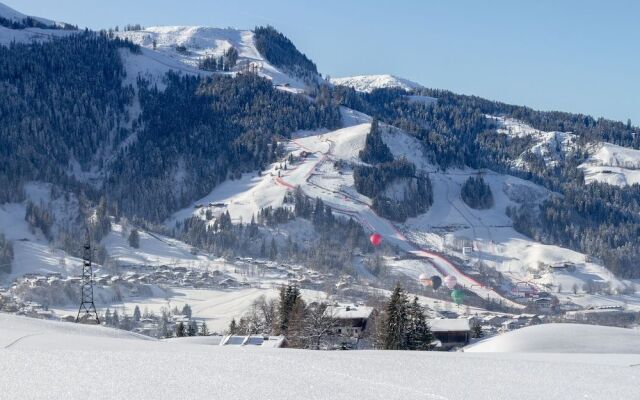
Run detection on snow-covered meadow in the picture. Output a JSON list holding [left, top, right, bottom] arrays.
[[1, 314, 638, 400]]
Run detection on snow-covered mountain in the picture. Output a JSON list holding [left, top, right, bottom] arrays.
[[331, 74, 423, 93], [164, 107, 639, 311], [579, 142, 640, 186], [0, 2, 56, 26], [0, 2, 75, 45], [116, 25, 312, 93], [2, 1, 640, 349]]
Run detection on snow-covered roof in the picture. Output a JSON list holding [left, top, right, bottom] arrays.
[[326, 305, 374, 320], [428, 318, 470, 332]]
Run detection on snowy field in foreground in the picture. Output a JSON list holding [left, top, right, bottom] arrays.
[[465, 323, 640, 353], [1, 314, 639, 400]]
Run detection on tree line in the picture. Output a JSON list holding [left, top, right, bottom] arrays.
[[461, 175, 493, 209], [254, 25, 318, 82], [198, 46, 239, 72], [229, 283, 434, 351]]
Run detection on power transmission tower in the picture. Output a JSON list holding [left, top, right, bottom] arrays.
[[76, 230, 100, 324]]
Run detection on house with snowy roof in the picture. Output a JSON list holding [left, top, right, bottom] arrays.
[[325, 305, 375, 339], [428, 318, 471, 350]]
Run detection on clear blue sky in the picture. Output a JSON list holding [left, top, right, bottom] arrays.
[[6, 0, 639, 124]]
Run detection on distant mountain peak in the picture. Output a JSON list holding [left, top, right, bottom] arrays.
[[331, 74, 423, 93], [0, 1, 60, 28]]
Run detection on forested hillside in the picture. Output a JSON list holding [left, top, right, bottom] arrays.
[[109, 72, 340, 221], [2, 19, 640, 279], [0, 32, 137, 203], [0, 30, 340, 223], [330, 84, 640, 277], [254, 25, 318, 81]]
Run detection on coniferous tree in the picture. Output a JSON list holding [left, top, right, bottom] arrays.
[[176, 321, 187, 337], [471, 321, 483, 339], [104, 308, 112, 326], [0, 234, 13, 274], [181, 304, 192, 319], [406, 297, 434, 350], [260, 239, 266, 258], [187, 320, 198, 337], [133, 305, 141, 322], [269, 237, 278, 260], [128, 229, 140, 248], [359, 118, 393, 164], [228, 318, 239, 335], [120, 313, 132, 331], [199, 321, 210, 336], [461, 175, 493, 209], [379, 284, 409, 350], [112, 310, 120, 327], [276, 285, 305, 336]]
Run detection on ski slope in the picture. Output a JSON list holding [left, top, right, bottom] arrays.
[[276, 118, 524, 308], [165, 109, 639, 310], [1, 313, 638, 400]]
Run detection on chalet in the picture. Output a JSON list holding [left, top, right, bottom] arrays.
[[428, 318, 471, 350], [511, 282, 539, 298], [218, 278, 238, 288], [481, 314, 510, 327], [500, 319, 520, 331], [516, 314, 542, 326], [534, 297, 553, 311], [549, 262, 577, 272], [326, 305, 374, 339], [565, 306, 635, 325]]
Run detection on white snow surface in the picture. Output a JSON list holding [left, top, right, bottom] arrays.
[[0, 183, 84, 280], [0, 2, 55, 26], [166, 110, 639, 309], [0, 24, 74, 46], [465, 323, 640, 354], [579, 142, 640, 186], [1, 313, 638, 400], [0, 2, 76, 45], [102, 222, 204, 267], [116, 26, 311, 92], [331, 74, 423, 93], [490, 115, 578, 169]]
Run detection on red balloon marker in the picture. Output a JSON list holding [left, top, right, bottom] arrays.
[[370, 233, 382, 247]]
